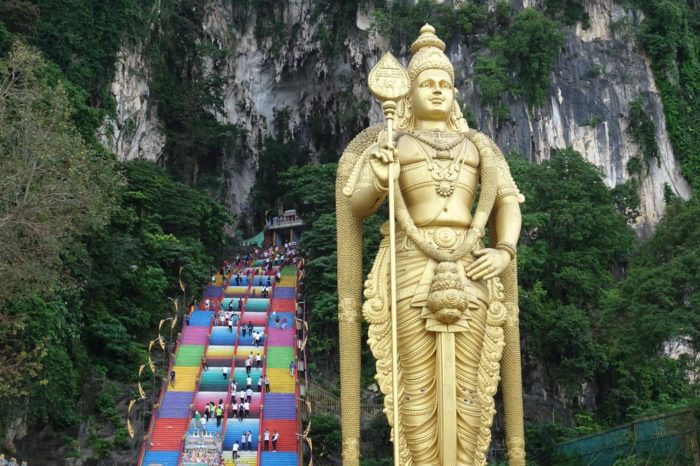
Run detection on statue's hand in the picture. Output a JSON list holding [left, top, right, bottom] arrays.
[[369, 143, 400, 188], [465, 248, 511, 281]]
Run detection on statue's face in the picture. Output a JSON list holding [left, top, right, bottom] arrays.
[[410, 68, 455, 123]]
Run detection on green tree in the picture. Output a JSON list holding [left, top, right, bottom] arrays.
[[597, 198, 700, 420], [0, 42, 117, 305], [508, 150, 635, 387], [495, 8, 565, 106]]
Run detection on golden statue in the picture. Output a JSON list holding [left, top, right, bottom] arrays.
[[336, 25, 526, 465]]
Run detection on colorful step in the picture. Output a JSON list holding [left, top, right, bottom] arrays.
[[169, 367, 199, 392], [149, 418, 189, 450], [233, 368, 262, 388], [272, 287, 295, 298], [142, 450, 180, 466], [260, 452, 298, 465], [265, 347, 294, 368], [259, 420, 297, 451], [262, 394, 296, 420], [210, 327, 236, 346], [244, 298, 270, 312], [181, 326, 209, 345], [223, 418, 260, 450], [159, 391, 193, 419], [189, 311, 213, 326], [199, 369, 230, 391], [175, 345, 205, 367], [192, 391, 229, 412], [271, 299, 295, 312], [265, 368, 295, 393]]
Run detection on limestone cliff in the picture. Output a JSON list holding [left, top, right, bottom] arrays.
[[101, 0, 690, 229]]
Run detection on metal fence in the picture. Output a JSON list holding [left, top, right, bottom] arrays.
[[305, 381, 385, 426], [557, 410, 700, 465]]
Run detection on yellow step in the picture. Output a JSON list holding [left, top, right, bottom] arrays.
[[266, 368, 295, 393], [279, 276, 295, 286], [222, 451, 257, 465], [169, 367, 199, 392]]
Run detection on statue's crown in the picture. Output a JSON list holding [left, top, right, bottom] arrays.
[[408, 24, 454, 84]]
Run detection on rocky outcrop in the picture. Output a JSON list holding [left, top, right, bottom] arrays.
[[98, 44, 165, 163], [475, 0, 690, 230], [102, 0, 690, 227]]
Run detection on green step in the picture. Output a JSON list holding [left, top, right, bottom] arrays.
[[281, 267, 296, 276], [175, 345, 205, 367], [199, 370, 230, 391], [233, 368, 262, 387], [265, 346, 295, 368]]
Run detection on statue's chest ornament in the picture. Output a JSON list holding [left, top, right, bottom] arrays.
[[408, 131, 468, 197]]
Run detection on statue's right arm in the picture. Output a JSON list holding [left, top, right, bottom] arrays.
[[348, 143, 389, 219]]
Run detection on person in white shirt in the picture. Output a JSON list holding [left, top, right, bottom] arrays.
[[232, 441, 239, 459], [245, 387, 253, 402], [246, 376, 252, 389], [222, 366, 228, 379], [243, 401, 250, 418], [263, 429, 271, 451]]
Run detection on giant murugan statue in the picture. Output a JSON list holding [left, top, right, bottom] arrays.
[[336, 25, 526, 465]]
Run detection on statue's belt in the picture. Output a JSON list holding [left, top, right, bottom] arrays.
[[376, 224, 489, 309]]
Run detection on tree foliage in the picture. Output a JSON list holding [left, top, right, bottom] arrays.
[[509, 149, 635, 388], [0, 42, 230, 445], [0, 42, 117, 304]]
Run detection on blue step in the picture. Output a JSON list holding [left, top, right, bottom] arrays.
[[263, 394, 296, 420], [228, 277, 250, 286], [260, 452, 298, 465], [142, 451, 179, 466], [210, 327, 236, 345], [237, 327, 265, 346], [189, 311, 213, 326], [252, 275, 274, 286], [223, 418, 259, 450]]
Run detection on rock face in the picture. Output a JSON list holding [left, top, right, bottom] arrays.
[[477, 0, 690, 232], [98, 44, 165, 163], [101, 0, 690, 228]]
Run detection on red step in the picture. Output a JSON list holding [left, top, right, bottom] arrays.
[[149, 418, 188, 450], [261, 419, 298, 451]]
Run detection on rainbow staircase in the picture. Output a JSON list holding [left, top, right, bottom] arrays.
[[140, 260, 302, 466]]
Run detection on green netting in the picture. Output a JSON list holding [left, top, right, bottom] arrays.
[[175, 345, 205, 367], [557, 410, 699, 465], [242, 231, 264, 247], [266, 346, 295, 368]]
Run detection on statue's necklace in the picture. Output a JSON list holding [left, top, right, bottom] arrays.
[[409, 131, 468, 197]]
